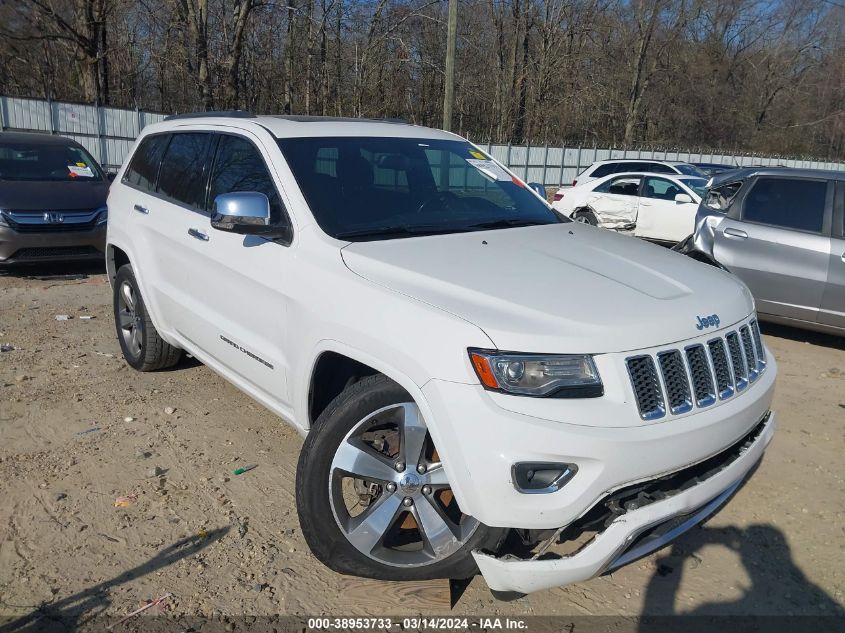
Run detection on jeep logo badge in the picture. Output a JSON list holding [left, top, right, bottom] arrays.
[[695, 314, 720, 330]]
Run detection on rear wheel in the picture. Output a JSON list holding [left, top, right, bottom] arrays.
[[113, 264, 182, 371], [572, 208, 599, 225], [297, 374, 504, 580]]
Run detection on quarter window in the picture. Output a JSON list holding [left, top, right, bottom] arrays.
[[208, 135, 285, 223], [594, 176, 641, 196], [743, 178, 827, 233], [123, 135, 168, 192], [157, 133, 214, 209]]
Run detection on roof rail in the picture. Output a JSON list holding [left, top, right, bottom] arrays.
[[164, 110, 256, 121]]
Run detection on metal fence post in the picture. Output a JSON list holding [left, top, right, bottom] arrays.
[[47, 96, 55, 134], [542, 144, 548, 185], [558, 145, 566, 186], [0, 96, 5, 131], [524, 142, 530, 180]]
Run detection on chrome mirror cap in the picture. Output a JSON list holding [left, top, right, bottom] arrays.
[[211, 192, 271, 231]]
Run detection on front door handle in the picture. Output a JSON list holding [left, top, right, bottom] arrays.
[[188, 228, 209, 242], [723, 227, 748, 240], [133, 204, 149, 215]]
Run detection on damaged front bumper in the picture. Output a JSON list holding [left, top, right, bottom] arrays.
[[472, 411, 775, 595]]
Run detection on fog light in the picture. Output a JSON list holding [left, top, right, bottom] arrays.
[[512, 462, 577, 493]]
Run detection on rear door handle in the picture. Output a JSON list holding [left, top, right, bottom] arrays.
[[133, 204, 149, 215], [188, 228, 209, 242], [723, 227, 748, 239]]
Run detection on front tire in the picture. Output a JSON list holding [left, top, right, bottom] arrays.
[[113, 264, 182, 371], [297, 374, 504, 581]]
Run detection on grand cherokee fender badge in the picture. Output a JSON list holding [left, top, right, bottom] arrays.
[[219, 334, 273, 369], [695, 314, 720, 330]]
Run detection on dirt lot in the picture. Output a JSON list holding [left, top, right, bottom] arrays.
[[0, 263, 843, 627]]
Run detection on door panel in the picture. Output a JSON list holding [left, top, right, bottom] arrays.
[[177, 132, 293, 409], [584, 176, 641, 228], [634, 176, 697, 242], [820, 236, 845, 328], [714, 177, 832, 323], [713, 222, 829, 323]]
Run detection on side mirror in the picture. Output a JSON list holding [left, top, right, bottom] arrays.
[[106, 172, 116, 182], [674, 193, 693, 204], [211, 192, 273, 234], [528, 182, 547, 199]]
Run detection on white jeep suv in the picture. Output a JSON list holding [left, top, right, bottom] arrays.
[[106, 113, 776, 597]]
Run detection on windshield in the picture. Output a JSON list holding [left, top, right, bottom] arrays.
[[277, 137, 561, 240], [674, 163, 706, 177], [678, 177, 708, 198], [0, 140, 104, 182]]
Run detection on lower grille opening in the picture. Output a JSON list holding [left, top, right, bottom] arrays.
[[10, 246, 101, 260]]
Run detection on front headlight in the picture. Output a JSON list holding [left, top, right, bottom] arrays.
[[468, 349, 603, 397], [95, 207, 108, 225]]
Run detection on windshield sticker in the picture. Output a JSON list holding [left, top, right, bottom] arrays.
[[466, 159, 510, 182], [76, 162, 87, 167], [468, 149, 486, 160], [68, 165, 94, 178]]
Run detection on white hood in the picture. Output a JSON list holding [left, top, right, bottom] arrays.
[[341, 223, 754, 354]]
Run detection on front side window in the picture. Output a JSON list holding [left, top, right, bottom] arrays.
[[647, 163, 675, 174], [277, 137, 560, 240], [157, 133, 214, 209], [208, 135, 286, 223], [743, 177, 827, 233], [124, 135, 169, 192], [642, 176, 683, 201], [0, 139, 104, 182], [677, 177, 708, 198], [594, 176, 641, 196]]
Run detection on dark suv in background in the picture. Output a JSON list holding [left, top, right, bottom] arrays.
[[677, 167, 845, 336], [0, 132, 110, 265]]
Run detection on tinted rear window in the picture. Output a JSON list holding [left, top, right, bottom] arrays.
[[743, 178, 827, 233], [124, 135, 168, 192], [591, 164, 618, 178], [157, 133, 214, 209]]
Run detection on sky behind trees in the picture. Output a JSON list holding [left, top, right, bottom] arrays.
[[1, 0, 843, 158]]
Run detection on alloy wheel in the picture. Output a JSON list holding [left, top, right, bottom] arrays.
[[328, 402, 479, 567], [117, 281, 143, 357]]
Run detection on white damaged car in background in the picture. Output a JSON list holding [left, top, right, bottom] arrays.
[[551, 171, 708, 244]]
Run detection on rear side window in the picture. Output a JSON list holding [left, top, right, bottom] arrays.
[[123, 135, 168, 192], [594, 176, 641, 196], [208, 135, 285, 223], [157, 133, 214, 209], [591, 164, 618, 178], [743, 177, 827, 233]]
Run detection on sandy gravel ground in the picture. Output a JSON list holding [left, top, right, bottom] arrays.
[[0, 262, 843, 628]]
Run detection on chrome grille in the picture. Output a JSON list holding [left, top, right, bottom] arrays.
[[685, 345, 716, 407], [750, 320, 766, 370], [626, 355, 665, 421], [725, 332, 748, 391], [739, 326, 759, 382], [657, 350, 693, 415], [626, 318, 766, 420], [707, 338, 734, 400]]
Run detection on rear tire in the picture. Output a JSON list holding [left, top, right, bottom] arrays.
[[297, 374, 505, 581], [572, 208, 599, 225], [113, 264, 182, 371]]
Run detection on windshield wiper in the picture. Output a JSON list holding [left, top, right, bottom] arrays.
[[335, 224, 472, 241], [466, 218, 550, 230]]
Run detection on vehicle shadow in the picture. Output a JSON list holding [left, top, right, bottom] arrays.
[[639, 523, 844, 620], [0, 527, 230, 633], [0, 260, 106, 280], [759, 321, 845, 352]]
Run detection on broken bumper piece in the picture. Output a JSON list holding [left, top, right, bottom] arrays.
[[473, 411, 775, 595]]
